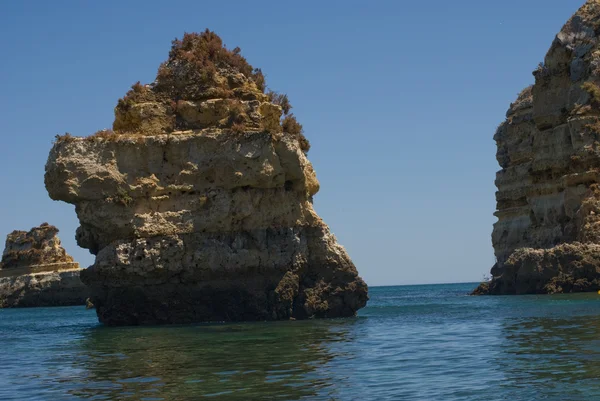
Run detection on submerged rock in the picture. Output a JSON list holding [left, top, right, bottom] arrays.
[[476, 1, 600, 295], [45, 31, 367, 325], [86, 297, 95, 309], [0, 223, 88, 307]]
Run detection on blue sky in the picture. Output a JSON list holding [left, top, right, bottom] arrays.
[[0, 1, 583, 286]]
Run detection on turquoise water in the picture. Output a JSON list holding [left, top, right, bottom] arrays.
[[1, 283, 600, 400]]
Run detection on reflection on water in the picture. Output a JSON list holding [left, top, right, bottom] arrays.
[[1, 284, 600, 401], [498, 313, 600, 400], [15, 319, 359, 400], [62, 319, 356, 401]]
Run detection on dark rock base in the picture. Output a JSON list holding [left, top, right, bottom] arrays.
[[81, 227, 368, 326], [86, 274, 367, 326]]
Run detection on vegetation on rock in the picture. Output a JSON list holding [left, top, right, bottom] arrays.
[[582, 81, 600, 106], [106, 29, 310, 151], [156, 30, 265, 96], [282, 114, 309, 152]]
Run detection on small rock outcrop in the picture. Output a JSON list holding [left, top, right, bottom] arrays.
[[476, 1, 600, 295], [45, 31, 368, 325], [0, 223, 88, 307]]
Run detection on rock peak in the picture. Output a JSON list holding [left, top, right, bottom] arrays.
[[155, 29, 266, 100], [92, 30, 310, 152]]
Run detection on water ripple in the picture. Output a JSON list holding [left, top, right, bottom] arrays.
[[1, 284, 600, 400]]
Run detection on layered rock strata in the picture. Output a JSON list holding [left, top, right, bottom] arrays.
[[477, 1, 600, 294], [0, 223, 88, 307], [45, 31, 368, 325]]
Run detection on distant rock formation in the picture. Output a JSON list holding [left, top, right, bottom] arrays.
[[45, 31, 368, 325], [476, 1, 600, 295], [0, 223, 88, 307]]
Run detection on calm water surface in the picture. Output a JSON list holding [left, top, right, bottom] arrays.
[[1, 283, 600, 400]]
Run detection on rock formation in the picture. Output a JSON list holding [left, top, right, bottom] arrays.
[[0, 223, 88, 307], [476, 1, 600, 295], [45, 31, 368, 325]]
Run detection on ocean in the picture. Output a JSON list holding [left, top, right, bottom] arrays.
[[1, 283, 599, 401]]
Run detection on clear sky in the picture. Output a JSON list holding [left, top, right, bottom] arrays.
[[0, 1, 583, 286]]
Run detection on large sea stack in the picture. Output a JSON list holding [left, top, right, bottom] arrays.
[[45, 31, 368, 325], [0, 223, 87, 307], [477, 1, 600, 295]]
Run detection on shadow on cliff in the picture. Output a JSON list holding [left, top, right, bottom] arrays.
[[67, 318, 362, 400]]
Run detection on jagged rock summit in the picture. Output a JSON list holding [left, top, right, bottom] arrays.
[[476, 1, 600, 295], [45, 30, 368, 325], [0, 223, 88, 307]]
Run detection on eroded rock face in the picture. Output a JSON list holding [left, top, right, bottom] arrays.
[[45, 31, 367, 325], [0, 223, 88, 307], [477, 1, 600, 295]]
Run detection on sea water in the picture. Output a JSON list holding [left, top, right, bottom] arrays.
[[1, 283, 599, 400]]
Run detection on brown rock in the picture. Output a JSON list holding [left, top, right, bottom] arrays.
[[1, 223, 74, 270], [0, 223, 88, 307], [45, 31, 367, 325], [477, 1, 600, 295]]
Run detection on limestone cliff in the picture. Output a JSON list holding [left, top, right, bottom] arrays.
[[45, 31, 368, 325], [478, 1, 600, 295], [0, 223, 88, 307]]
